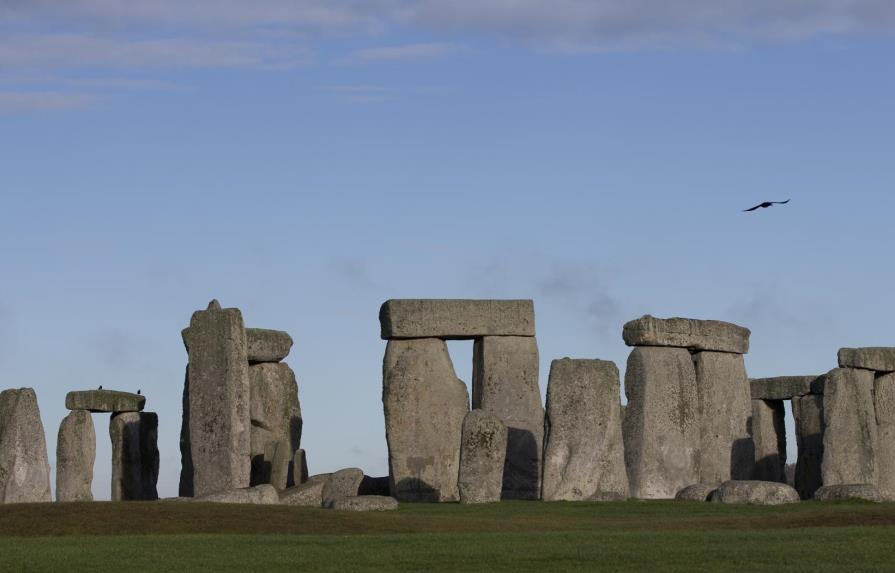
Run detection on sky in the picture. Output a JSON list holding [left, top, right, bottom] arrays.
[[2, 1, 895, 499]]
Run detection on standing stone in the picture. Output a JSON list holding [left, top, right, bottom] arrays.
[[472, 336, 543, 500], [751, 399, 786, 482], [458, 410, 507, 504], [383, 338, 468, 502], [56, 410, 95, 502], [792, 394, 824, 499], [246, 328, 293, 363], [0, 388, 52, 503], [110, 412, 159, 501], [822, 368, 879, 487], [542, 359, 628, 501], [181, 301, 251, 497], [622, 315, 750, 354], [875, 373, 895, 501], [249, 362, 302, 489], [623, 347, 699, 499]]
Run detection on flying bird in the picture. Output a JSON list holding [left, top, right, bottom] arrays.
[[743, 199, 790, 212]]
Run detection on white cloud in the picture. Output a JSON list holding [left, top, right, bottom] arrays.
[[346, 42, 462, 62], [0, 90, 97, 112]]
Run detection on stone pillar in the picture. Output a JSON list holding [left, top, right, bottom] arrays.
[[0, 388, 52, 503], [472, 336, 543, 500], [383, 338, 468, 502], [542, 359, 628, 501], [792, 394, 824, 499], [875, 373, 895, 501], [822, 368, 879, 487], [751, 399, 786, 482], [623, 347, 699, 499], [458, 410, 507, 504], [56, 410, 95, 502], [249, 362, 302, 490], [110, 412, 159, 501]]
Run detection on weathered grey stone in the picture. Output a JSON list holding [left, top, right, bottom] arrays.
[[622, 315, 750, 354], [710, 480, 800, 505], [195, 484, 279, 505], [322, 468, 364, 508], [838, 347, 895, 372], [814, 484, 882, 502], [751, 399, 786, 482], [246, 328, 293, 363], [693, 351, 753, 483], [458, 410, 507, 504], [110, 412, 159, 501], [380, 299, 535, 340], [332, 496, 399, 512], [383, 338, 468, 502], [675, 484, 718, 502], [181, 301, 251, 497], [65, 390, 145, 413], [623, 347, 699, 499], [822, 368, 879, 487], [874, 373, 895, 501], [792, 394, 824, 499], [542, 359, 628, 502], [0, 388, 51, 503], [249, 362, 302, 489], [56, 410, 95, 502], [296, 449, 309, 484], [749, 376, 824, 401], [279, 474, 330, 506], [359, 475, 391, 496], [472, 336, 543, 500]]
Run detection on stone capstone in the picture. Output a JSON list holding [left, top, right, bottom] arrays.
[[622, 315, 750, 354], [710, 480, 800, 505], [246, 328, 293, 363], [838, 347, 895, 372], [792, 394, 824, 499], [194, 484, 279, 505], [750, 376, 824, 401], [332, 496, 399, 512], [279, 474, 330, 506], [249, 362, 302, 489], [65, 390, 145, 413], [458, 410, 507, 504], [822, 368, 879, 487], [56, 410, 95, 502], [751, 399, 786, 483], [0, 388, 52, 503], [814, 484, 882, 503], [379, 299, 535, 340], [110, 412, 159, 501], [675, 484, 718, 502], [321, 468, 364, 508]]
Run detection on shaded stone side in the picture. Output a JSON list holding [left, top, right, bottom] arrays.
[[110, 412, 159, 501], [178, 365, 193, 497], [751, 399, 786, 483], [380, 299, 535, 340], [458, 410, 507, 505], [623, 347, 699, 499], [822, 368, 879, 487], [542, 359, 628, 501], [249, 362, 302, 489], [472, 336, 543, 500], [622, 315, 750, 354], [383, 338, 469, 502], [0, 388, 52, 503], [875, 373, 895, 501], [792, 394, 824, 499], [56, 410, 95, 502]]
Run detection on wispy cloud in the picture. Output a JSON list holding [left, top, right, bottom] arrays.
[[346, 42, 463, 63], [0, 90, 97, 113], [317, 84, 392, 103], [537, 260, 622, 338]]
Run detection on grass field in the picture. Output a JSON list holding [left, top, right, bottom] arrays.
[[1, 500, 894, 571]]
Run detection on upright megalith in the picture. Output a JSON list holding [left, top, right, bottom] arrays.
[[542, 359, 628, 501], [0, 388, 52, 503], [623, 347, 699, 499], [874, 373, 895, 501], [380, 299, 535, 340], [458, 410, 507, 505], [110, 412, 159, 501], [472, 336, 543, 500], [181, 300, 251, 497], [751, 399, 786, 482], [56, 410, 95, 502], [822, 368, 879, 487], [792, 394, 824, 499], [383, 338, 468, 502], [249, 362, 302, 489]]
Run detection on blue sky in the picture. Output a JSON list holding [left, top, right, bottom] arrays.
[[2, 1, 894, 498]]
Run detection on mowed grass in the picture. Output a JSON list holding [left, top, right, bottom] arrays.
[[1, 500, 894, 571]]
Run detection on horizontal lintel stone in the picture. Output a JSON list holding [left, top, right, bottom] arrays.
[[65, 390, 145, 413], [750, 375, 825, 400], [622, 315, 750, 354], [838, 347, 895, 372], [379, 299, 535, 340], [246, 328, 293, 363]]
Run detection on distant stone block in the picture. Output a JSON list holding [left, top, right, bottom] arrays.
[[379, 299, 535, 340], [110, 412, 159, 501], [675, 484, 718, 502], [56, 410, 95, 502], [751, 399, 787, 483], [332, 496, 398, 512], [792, 395, 824, 499], [246, 328, 293, 363], [458, 410, 507, 505], [822, 368, 879, 487], [750, 376, 825, 400], [65, 390, 145, 413], [622, 315, 750, 354], [838, 347, 895, 372], [194, 484, 279, 505], [710, 480, 800, 505]]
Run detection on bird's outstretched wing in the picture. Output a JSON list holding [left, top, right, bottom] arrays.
[[773, 199, 790, 205], [743, 204, 763, 212]]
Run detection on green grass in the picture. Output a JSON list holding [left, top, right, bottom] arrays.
[[1, 501, 894, 571]]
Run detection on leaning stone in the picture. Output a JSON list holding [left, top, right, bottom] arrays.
[[359, 475, 391, 497], [322, 468, 365, 508], [458, 410, 507, 504], [249, 363, 302, 489], [0, 388, 52, 503], [542, 359, 628, 501], [380, 299, 535, 340], [383, 338, 468, 502], [65, 390, 145, 413], [875, 373, 895, 501], [110, 412, 159, 501], [332, 496, 399, 512], [675, 484, 719, 502], [792, 395, 824, 499], [838, 348, 895, 372], [56, 410, 95, 502], [279, 474, 330, 506], [246, 328, 293, 363], [623, 347, 699, 499], [814, 484, 882, 503], [822, 368, 878, 487], [710, 481, 800, 505], [472, 336, 543, 500], [751, 399, 787, 482], [622, 315, 750, 354], [750, 376, 824, 401], [195, 484, 279, 505]]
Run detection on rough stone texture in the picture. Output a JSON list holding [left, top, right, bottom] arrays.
[[693, 351, 753, 483], [332, 496, 399, 512], [194, 484, 279, 504], [246, 328, 293, 363], [838, 347, 895, 372], [472, 336, 543, 500], [675, 484, 718, 502], [792, 394, 824, 499], [383, 338, 468, 502], [542, 359, 628, 502], [751, 399, 787, 483], [822, 368, 879, 487], [181, 301, 251, 497], [875, 373, 895, 501], [622, 315, 750, 354], [623, 347, 699, 499], [56, 410, 95, 502], [379, 299, 535, 340], [296, 449, 309, 484], [249, 362, 302, 489], [279, 474, 330, 506], [110, 412, 159, 501], [750, 376, 824, 401], [65, 390, 145, 413], [0, 388, 52, 503], [321, 468, 364, 508], [814, 484, 882, 503], [458, 410, 507, 504], [359, 475, 391, 497], [710, 480, 800, 505]]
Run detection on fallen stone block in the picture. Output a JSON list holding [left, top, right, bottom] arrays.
[[838, 347, 895, 372], [0, 388, 52, 503], [622, 315, 750, 354], [750, 376, 824, 400], [56, 410, 95, 502], [822, 368, 879, 487], [279, 474, 330, 506], [814, 484, 882, 503], [322, 468, 364, 508], [379, 299, 535, 340], [458, 410, 507, 505], [332, 496, 399, 512], [65, 390, 145, 413], [675, 484, 718, 502], [710, 481, 800, 505], [195, 484, 279, 505], [792, 394, 824, 499], [110, 412, 159, 501], [246, 328, 293, 363], [751, 399, 787, 483]]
